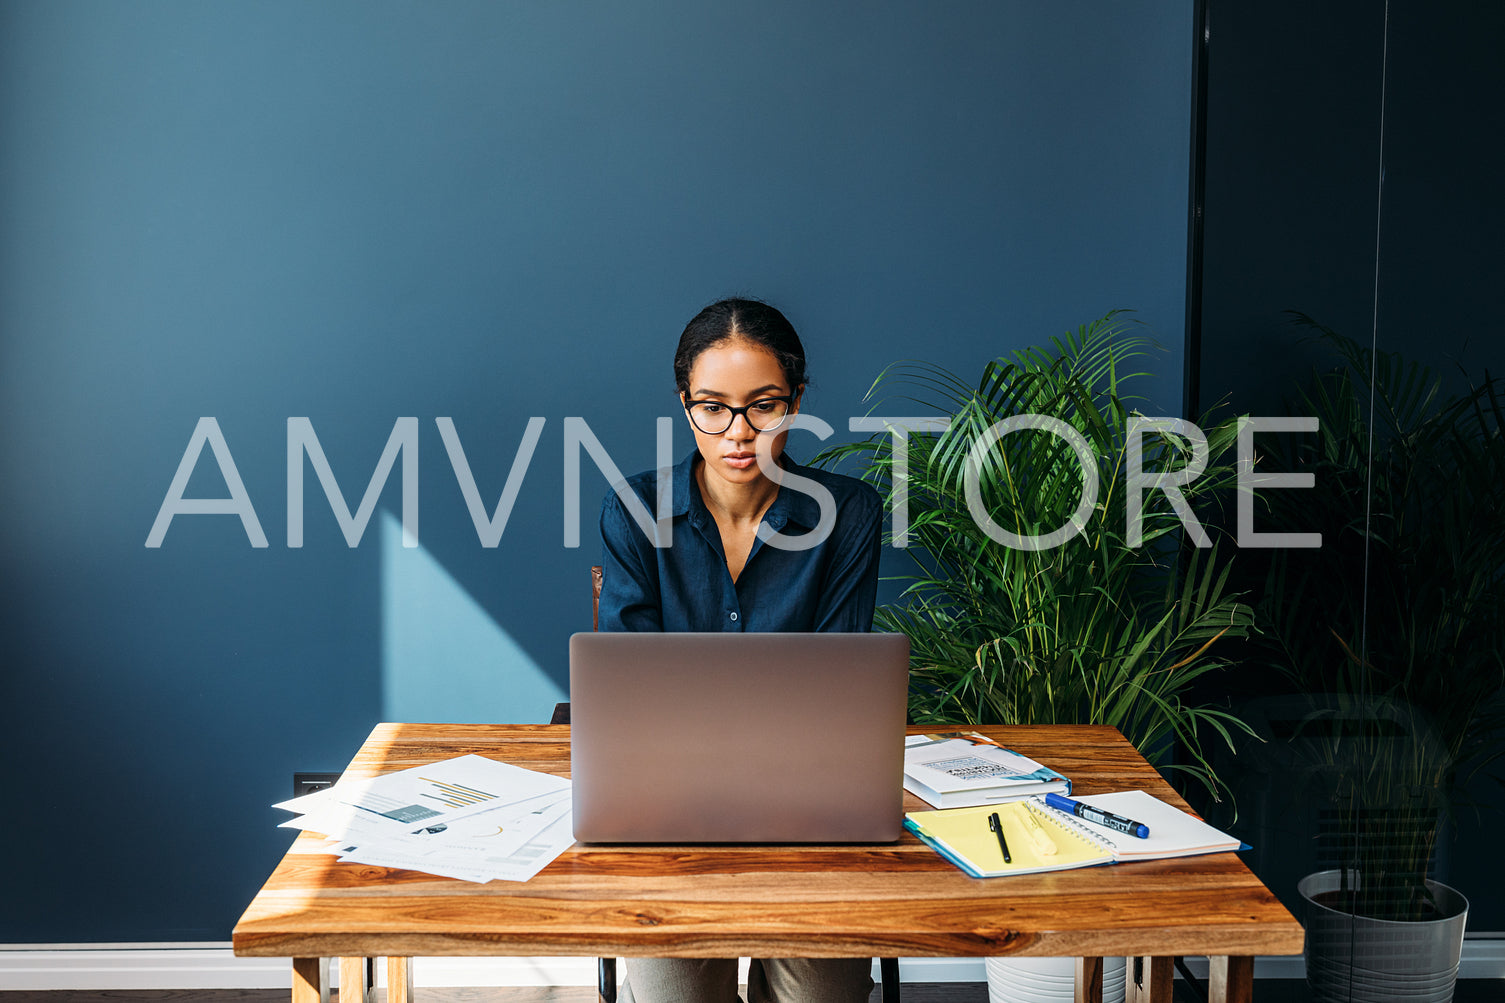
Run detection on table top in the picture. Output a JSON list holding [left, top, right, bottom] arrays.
[[232, 722, 1303, 961]]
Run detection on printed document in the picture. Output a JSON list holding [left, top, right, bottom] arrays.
[[274, 754, 574, 883]]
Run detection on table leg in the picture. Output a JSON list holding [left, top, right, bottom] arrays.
[[292, 957, 329, 1003], [598, 957, 617, 1003], [1208, 955, 1254, 1003], [1125, 956, 1174, 1003], [339, 957, 374, 1003], [1073, 956, 1103, 1003], [879, 957, 902, 1003], [387, 956, 414, 1003]]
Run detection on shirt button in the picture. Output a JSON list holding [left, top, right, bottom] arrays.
[[729, 612, 739, 621]]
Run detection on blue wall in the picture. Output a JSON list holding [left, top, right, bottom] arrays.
[[0, 1, 1193, 942]]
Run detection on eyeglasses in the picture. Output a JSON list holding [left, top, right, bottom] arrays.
[[684, 396, 795, 435]]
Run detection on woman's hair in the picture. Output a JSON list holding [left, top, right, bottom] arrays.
[[673, 298, 807, 398]]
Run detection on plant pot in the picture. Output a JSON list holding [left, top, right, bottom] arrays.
[[1299, 869, 1468, 1003], [985, 956, 1126, 1003]]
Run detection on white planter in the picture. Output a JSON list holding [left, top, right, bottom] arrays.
[[985, 956, 1126, 1003]]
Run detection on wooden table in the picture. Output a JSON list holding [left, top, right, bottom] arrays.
[[233, 723, 1302, 1003]]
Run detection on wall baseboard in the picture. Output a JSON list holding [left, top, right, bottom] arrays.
[[2, 942, 1501, 992]]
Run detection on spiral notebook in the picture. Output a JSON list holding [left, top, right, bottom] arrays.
[[905, 790, 1242, 878], [1036, 790, 1244, 860], [904, 799, 1112, 877]]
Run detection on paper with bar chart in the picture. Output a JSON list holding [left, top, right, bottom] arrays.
[[273, 754, 574, 882]]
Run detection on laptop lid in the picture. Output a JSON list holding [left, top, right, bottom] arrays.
[[569, 631, 909, 843]]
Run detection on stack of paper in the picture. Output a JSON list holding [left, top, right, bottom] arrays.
[[904, 732, 1071, 808], [274, 754, 574, 883]]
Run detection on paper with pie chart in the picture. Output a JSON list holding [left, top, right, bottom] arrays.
[[415, 788, 572, 859]]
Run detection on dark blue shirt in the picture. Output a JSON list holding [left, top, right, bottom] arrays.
[[598, 450, 882, 633]]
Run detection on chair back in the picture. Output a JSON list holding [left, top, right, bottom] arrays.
[[551, 565, 603, 726], [591, 565, 603, 632]]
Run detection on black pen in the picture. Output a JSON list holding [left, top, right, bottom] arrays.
[[988, 811, 1012, 863]]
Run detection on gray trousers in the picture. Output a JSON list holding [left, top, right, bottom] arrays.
[[619, 957, 874, 1003]]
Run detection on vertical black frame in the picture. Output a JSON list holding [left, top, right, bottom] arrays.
[[1183, 0, 1211, 421]]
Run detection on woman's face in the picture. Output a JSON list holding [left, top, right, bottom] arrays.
[[681, 337, 801, 491]]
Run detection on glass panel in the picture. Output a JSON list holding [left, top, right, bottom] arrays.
[[1195, 0, 1505, 935]]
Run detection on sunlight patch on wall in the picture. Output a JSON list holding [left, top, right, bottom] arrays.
[[381, 512, 563, 723]]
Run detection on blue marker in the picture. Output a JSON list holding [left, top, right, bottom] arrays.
[[1044, 793, 1150, 839]]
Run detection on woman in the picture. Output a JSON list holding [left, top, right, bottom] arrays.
[[598, 298, 882, 1003]]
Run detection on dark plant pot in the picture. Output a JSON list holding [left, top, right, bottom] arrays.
[[1299, 869, 1468, 1003]]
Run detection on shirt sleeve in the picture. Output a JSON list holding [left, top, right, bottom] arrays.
[[811, 481, 883, 632], [597, 489, 664, 632]]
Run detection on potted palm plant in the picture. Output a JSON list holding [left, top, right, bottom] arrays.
[[821, 312, 1254, 788], [818, 313, 1256, 1002], [1253, 319, 1505, 1002]]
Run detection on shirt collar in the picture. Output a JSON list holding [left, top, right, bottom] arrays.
[[671, 449, 821, 530]]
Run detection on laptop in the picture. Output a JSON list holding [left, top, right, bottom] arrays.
[[569, 631, 909, 843]]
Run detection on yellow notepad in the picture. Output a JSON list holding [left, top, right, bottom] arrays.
[[904, 800, 1113, 877]]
